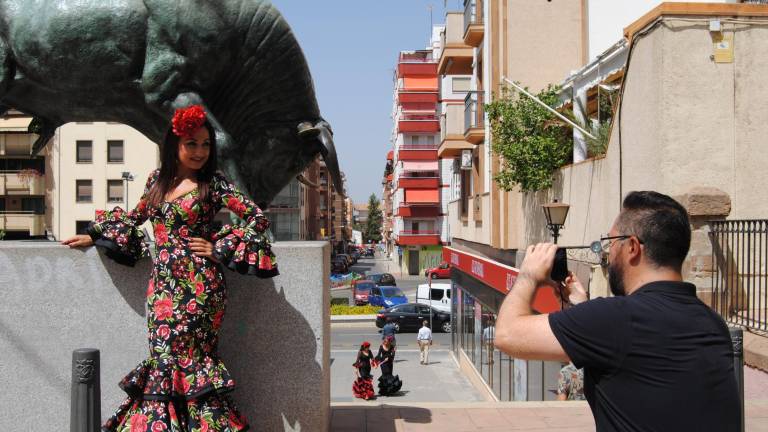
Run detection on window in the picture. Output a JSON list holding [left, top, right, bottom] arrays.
[[76, 141, 93, 163], [418, 306, 432, 315], [107, 140, 124, 163], [76, 220, 91, 235], [21, 197, 44, 214], [76, 180, 92, 202], [452, 77, 471, 92], [431, 288, 445, 301], [411, 135, 420, 145], [0, 197, 5, 212], [107, 180, 123, 203], [395, 304, 416, 313], [425, 135, 435, 145]]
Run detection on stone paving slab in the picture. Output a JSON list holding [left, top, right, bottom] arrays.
[[331, 400, 768, 432]]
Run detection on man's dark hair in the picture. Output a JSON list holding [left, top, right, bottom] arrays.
[[616, 191, 690, 271]]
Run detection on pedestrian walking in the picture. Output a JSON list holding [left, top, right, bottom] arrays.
[[62, 105, 277, 431], [375, 336, 402, 396], [381, 317, 397, 348], [494, 191, 740, 431], [417, 320, 433, 365], [556, 363, 585, 401], [352, 342, 375, 400]]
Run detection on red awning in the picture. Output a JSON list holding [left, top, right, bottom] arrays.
[[405, 189, 439, 203], [443, 246, 561, 314]]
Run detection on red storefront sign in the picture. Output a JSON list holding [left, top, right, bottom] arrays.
[[443, 246, 561, 314]]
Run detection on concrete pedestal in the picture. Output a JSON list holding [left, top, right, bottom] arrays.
[[0, 241, 330, 432]]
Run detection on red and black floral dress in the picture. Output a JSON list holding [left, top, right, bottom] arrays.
[[87, 168, 277, 432]]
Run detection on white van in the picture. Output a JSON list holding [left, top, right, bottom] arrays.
[[416, 283, 451, 313]]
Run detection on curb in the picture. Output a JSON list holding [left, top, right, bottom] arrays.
[[331, 314, 377, 323]]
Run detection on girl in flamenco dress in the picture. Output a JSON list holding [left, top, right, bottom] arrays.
[[62, 105, 278, 432], [352, 342, 376, 400], [375, 336, 402, 396]]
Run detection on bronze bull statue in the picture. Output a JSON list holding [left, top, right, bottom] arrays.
[[0, 0, 341, 205]]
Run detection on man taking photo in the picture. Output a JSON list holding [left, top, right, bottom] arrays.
[[495, 191, 739, 431]]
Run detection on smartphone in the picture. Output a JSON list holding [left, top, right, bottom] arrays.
[[550, 248, 568, 283]]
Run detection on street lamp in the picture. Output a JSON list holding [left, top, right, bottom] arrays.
[[542, 199, 570, 244], [121, 171, 135, 209]]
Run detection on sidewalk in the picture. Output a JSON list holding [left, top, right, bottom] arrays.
[[331, 399, 768, 432]]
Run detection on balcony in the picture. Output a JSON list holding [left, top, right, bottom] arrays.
[[397, 91, 439, 104], [0, 212, 46, 236], [438, 12, 473, 75], [463, 0, 484, 47], [398, 144, 438, 161], [439, 103, 474, 158], [396, 230, 441, 246], [396, 206, 440, 217], [398, 176, 439, 189], [464, 91, 485, 144], [397, 51, 438, 77], [398, 114, 439, 133], [0, 171, 45, 195]]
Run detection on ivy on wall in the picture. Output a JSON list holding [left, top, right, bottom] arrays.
[[486, 84, 572, 192]]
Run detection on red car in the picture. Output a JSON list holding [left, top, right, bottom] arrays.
[[424, 262, 452, 279], [352, 279, 376, 305]]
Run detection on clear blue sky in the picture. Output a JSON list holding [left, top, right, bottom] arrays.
[[273, 1, 460, 205]]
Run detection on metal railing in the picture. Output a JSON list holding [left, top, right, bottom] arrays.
[[464, 0, 483, 32], [399, 51, 434, 63], [710, 220, 768, 332], [400, 113, 439, 122], [399, 144, 438, 150], [464, 91, 485, 132], [400, 230, 440, 236]]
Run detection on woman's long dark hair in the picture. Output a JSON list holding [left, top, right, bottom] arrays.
[[146, 120, 218, 208]]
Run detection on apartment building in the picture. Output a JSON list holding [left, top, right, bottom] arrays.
[[390, 29, 450, 275], [382, 153, 394, 257], [0, 112, 46, 239], [437, 0, 588, 401]]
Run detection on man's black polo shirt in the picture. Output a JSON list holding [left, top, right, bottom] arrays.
[[548, 281, 740, 432]]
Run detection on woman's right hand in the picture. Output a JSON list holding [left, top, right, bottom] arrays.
[[61, 234, 94, 248]]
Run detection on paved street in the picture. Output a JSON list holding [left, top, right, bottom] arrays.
[[331, 322, 483, 403]]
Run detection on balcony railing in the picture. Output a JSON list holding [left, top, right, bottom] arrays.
[[399, 230, 440, 236], [464, 91, 485, 132], [400, 113, 439, 122], [399, 51, 435, 63], [399, 144, 438, 151], [464, 0, 483, 31]]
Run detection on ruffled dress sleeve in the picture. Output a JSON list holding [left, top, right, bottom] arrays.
[[86, 169, 158, 266], [210, 172, 279, 277]]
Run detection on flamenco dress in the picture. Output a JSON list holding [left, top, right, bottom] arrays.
[[352, 351, 375, 400], [88, 169, 278, 432], [375, 347, 402, 396]]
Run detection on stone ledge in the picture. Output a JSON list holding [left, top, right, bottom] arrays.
[[675, 186, 731, 217], [745, 331, 768, 372]]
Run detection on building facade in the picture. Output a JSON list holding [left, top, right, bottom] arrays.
[[0, 112, 46, 239], [390, 29, 449, 276], [438, 0, 588, 401]]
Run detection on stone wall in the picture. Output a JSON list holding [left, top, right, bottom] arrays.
[[0, 241, 330, 432]]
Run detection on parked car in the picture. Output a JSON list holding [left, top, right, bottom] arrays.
[[336, 253, 353, 267], [352, 279, 375, 305], [366, 272, 397, 286], [416, 283, 451, 313], [363, 248, 375, 258], [368, 285, 407, 308], [375, 303, 451, 333], [424, 262, 452, 279], [350, 250, 361, 262], [331, 257, 348, 274]]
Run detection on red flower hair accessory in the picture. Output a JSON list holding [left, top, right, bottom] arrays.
[[172, 105, 207, 138]]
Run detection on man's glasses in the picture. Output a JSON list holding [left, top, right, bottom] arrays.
[[589, 235, 644, 255]]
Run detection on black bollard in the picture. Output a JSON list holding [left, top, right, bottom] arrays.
[[729, 328, 744, 432], [70, 349, 101, 432]]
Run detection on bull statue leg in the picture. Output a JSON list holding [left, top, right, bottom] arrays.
[[298, 120, 343, 193]]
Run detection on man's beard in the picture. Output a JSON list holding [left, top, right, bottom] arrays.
[[608, 260, 627, 296]]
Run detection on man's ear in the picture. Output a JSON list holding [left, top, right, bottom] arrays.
[[628, 236, 643, 264]]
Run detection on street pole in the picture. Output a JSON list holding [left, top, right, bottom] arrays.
[[730, 327, 744, 432]]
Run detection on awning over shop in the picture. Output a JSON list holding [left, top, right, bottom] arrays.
[[443, 246, 561, 314], [402, 161, 438, 171]]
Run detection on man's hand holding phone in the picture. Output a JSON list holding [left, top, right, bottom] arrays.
[[518, 243, 559, 288]]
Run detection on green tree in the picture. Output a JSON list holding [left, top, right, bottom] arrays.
[[364, 194, 383, 243], [485, 84, 572, 192]]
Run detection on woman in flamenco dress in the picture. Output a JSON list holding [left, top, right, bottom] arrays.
[[62, 105, 278, 432], [352, 342, 376, 400], [375, 336, 402, 396]]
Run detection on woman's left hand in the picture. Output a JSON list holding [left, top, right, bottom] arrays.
[[189, 237, 219, 263]]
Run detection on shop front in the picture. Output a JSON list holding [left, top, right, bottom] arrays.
[[444, 246, 565, 401]]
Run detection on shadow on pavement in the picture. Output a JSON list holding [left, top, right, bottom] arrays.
[[331, 404, 432, 431]]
